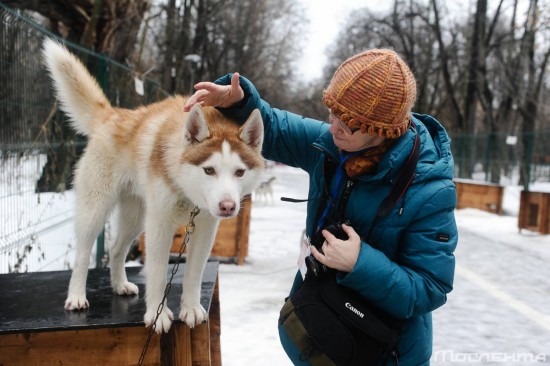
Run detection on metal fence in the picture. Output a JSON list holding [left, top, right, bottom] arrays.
[[0, 4, 169, 273], [451, 130, 550, 189]]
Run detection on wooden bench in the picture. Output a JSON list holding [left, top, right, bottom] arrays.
[[455, 179, 504, 215], [0, 262, 221, 365]]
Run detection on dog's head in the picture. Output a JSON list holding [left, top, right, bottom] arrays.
[[177, 105, 264, 218]]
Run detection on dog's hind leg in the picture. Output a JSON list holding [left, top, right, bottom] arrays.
[[109, 193, 143, 296], [65, 186, 117, 310], [179, 213, 220, 327]]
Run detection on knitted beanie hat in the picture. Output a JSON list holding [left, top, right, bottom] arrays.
[[323, 49, 417, 138]]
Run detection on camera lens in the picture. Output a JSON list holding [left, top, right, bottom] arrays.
[[305, 256, 318, 278]]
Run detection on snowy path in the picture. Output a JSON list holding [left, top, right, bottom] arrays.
[[432, 212, 550, 365]]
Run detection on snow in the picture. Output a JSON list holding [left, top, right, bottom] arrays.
[[219, 164, 550, 365]]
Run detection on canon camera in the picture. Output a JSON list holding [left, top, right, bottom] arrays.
[[305, 222, 349, 279]]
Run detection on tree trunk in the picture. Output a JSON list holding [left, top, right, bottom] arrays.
[[518, 0, 538, 189]]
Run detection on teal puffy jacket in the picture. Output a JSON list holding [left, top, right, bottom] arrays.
[[215, 74, 458, 365]]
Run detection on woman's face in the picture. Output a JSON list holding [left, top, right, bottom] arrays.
[[328, 110, 386, 151]]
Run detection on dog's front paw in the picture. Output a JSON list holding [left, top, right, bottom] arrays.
[[179, 302, 207, 328], [144, 306, 174, 333], [113, 281, 139, 296], [64, 295, 89, 310]]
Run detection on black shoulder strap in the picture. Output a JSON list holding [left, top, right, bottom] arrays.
[[365, 122, 420, 241], [376, 122, 420, 218]]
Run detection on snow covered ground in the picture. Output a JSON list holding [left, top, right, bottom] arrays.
[[219, 164, 550, 365]]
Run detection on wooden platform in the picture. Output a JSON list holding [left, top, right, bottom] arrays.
[[0, 262, 221, 366]]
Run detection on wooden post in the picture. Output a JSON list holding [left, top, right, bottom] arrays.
[[209, 279, 222, 366]]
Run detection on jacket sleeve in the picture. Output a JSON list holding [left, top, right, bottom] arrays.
[[213, 74, 327, 171], [337, 183, 458, 319]]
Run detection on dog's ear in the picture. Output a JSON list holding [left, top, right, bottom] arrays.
[[184, 104, 211, 143], [239, 109, 264, 153]]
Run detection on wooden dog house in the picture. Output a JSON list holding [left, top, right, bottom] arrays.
[[518, 190, 550, 234], [455, 179, 504, 215], [0, 262, 221, 365]]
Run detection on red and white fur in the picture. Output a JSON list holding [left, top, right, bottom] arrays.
[[42, 39, 264, 332]]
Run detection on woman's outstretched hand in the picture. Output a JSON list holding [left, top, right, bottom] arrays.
[[183, 72, 244, 112]]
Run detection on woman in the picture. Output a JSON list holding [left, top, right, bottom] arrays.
[[183, 49, 458, 365]]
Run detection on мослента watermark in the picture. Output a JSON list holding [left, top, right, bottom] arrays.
[[433, 350, 548, 363]]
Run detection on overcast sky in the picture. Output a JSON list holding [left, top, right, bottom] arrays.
[[296, 0, 391, 81]]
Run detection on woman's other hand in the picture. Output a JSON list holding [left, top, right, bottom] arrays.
[[310, 224, 361, 273]]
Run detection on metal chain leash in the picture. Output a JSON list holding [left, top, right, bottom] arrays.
[[138, 206, 200, 366]]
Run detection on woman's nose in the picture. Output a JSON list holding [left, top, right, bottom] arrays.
[[329, 120, 343, 135]]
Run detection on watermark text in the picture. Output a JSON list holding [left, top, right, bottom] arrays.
[[433, 350, 548, 363]]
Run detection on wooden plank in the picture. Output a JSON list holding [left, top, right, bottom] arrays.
[[518, 190, 529, 230], [190, 323, 211, 366], [169, 323, 192, 366], [540, 193, 550, 234], [236, 197, 251, 265], [0, 327, 161, 366], [209, 279, 222, 366], [212, 217, 238, 257]]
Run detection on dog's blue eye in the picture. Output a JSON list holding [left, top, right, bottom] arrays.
[[203, 167, 215, 175], [235, 169, 245, 177]]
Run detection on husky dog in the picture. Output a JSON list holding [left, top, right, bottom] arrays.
[[42, 39, 264, 333]]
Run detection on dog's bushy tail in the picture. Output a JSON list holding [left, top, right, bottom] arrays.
[[42, 38, 113, 136]]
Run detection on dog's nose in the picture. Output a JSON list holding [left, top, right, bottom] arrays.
[[219, 200, 236, 215]]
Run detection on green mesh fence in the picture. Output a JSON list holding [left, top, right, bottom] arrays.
[[451, 130, 550, 190]]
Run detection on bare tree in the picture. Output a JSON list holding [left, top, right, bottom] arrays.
[[140, 0, 306, 108], [516, 0, 550, 188]]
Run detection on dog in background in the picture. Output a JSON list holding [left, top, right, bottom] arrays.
[[42, 39, 264, 333], [254, 176, 276, 205]]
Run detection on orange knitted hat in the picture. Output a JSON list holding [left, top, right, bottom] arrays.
[[322, 49, 417, 138]]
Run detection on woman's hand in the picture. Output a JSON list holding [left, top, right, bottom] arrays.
[[310, 224, 361, 273], [183, 72, 244, 111]]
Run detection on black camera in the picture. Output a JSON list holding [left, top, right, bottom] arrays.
[[305, 222, 349, 279]]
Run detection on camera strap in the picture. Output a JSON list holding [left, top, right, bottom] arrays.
[[315, 150, 362, 232]]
